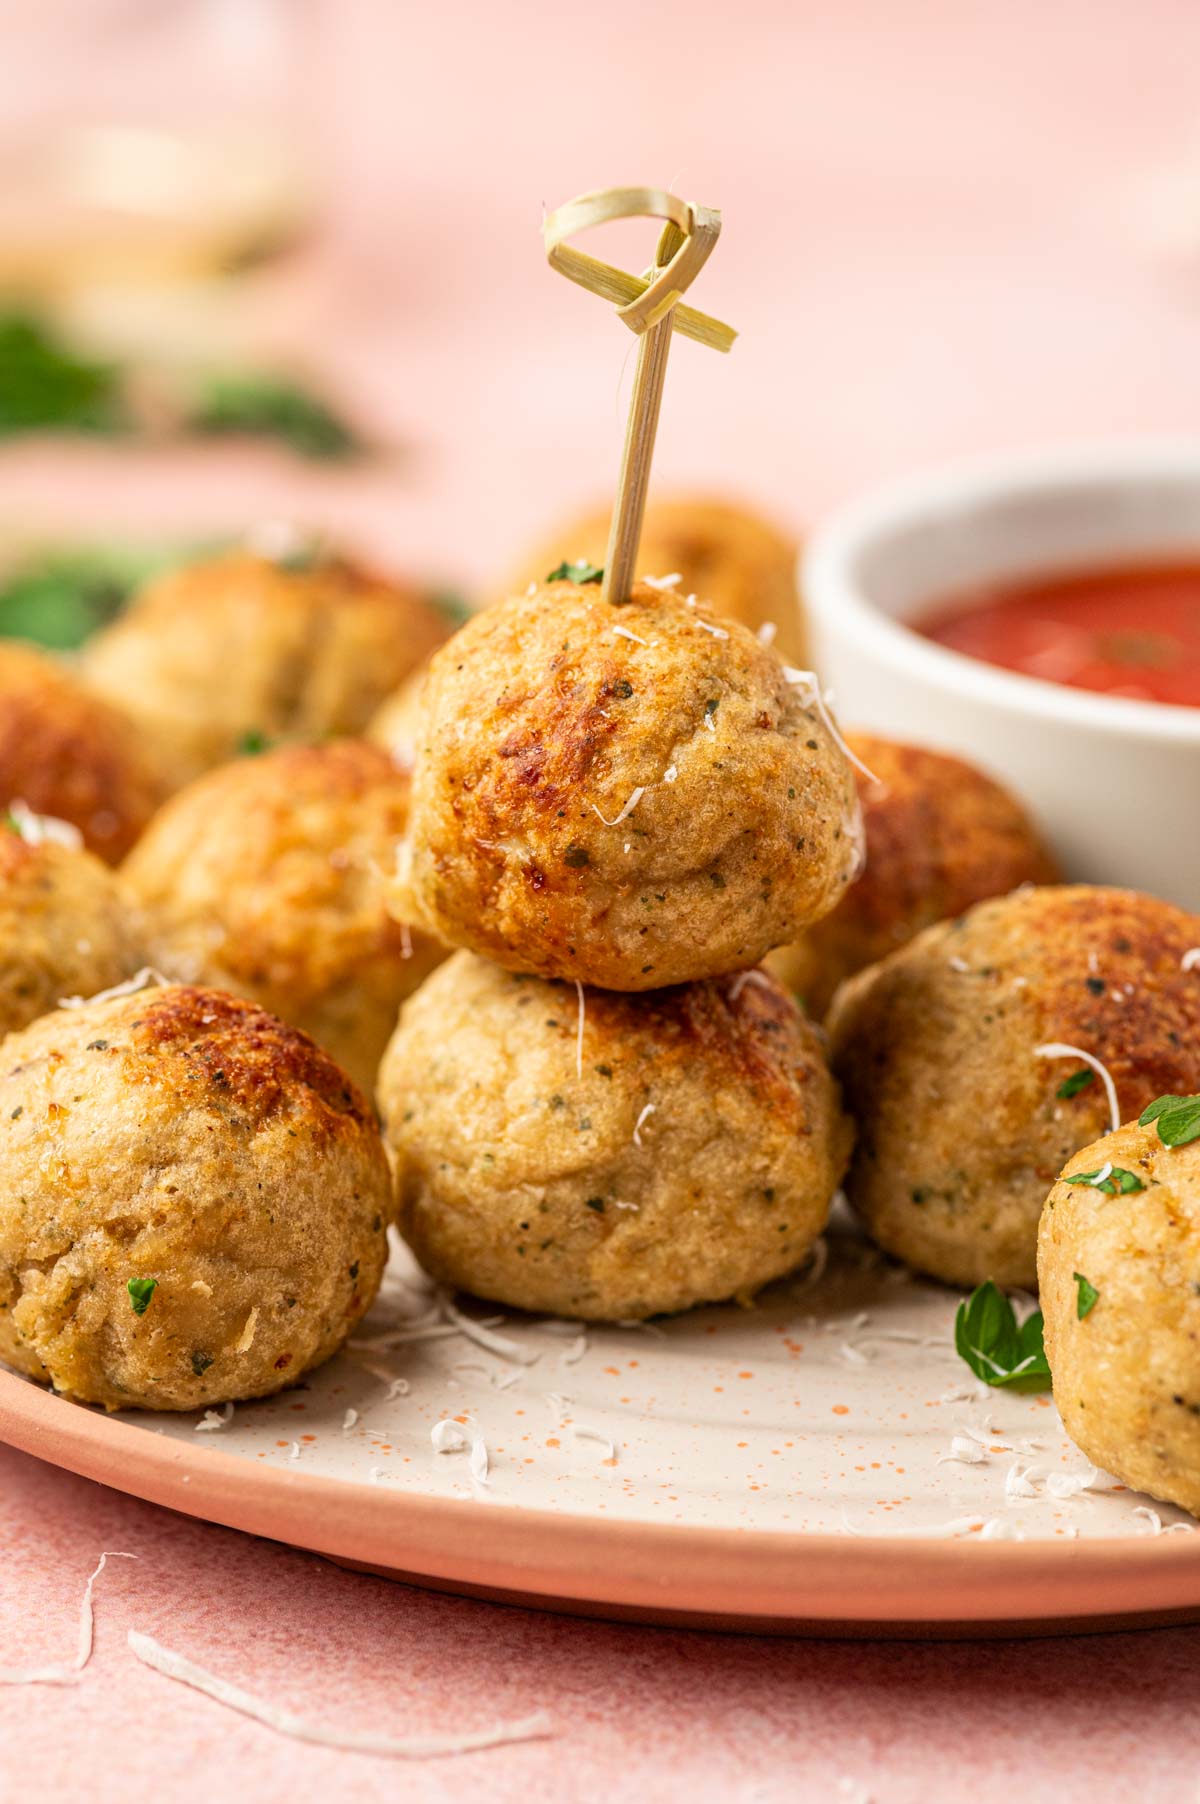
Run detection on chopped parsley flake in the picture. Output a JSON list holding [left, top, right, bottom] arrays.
[[954, 1280, 1051, 1390], [1073, 1272, 1100, 1319], [1067, 1165, 1145, 1196], [1057, 1069, 1095, 1099], [127, 1277, 157, 1316], [546, 560, 603, 585], [237, 728, 272, 756], [1140, 1093, 1200, 1148]]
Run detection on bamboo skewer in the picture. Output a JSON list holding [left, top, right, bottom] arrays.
[[542, 187, 736, 606]]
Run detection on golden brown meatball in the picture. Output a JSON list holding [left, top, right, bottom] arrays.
[[0, 641, 166, 862], [82, 548, 450, 785], [767, 735, 1059, 1016], [828, 886, 1200, 1288], [366, 666, 429, 771], [1040, 1115, 1200, 1517], [0, 827, 146, 1037], [0, 984, 391, 1411], [389, 580, 860, 990], [123, 740, 445, 1094], [506, 494, 805, 662], [379, 953, 851, 1320]]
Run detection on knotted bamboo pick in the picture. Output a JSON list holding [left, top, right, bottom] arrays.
[[543, 186, 736, 606]]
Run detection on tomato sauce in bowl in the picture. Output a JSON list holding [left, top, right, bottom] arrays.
[[916, 561, 1200, 709]]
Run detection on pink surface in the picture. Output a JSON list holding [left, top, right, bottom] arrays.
[[5, 2, 1200, 1796], [5, 1441, 1200, 1804]]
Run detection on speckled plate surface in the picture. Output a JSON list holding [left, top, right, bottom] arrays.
[[3, 1221, 1200, 1637]]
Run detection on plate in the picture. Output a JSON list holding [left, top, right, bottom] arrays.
[[3, 1223, 1199, 1638]]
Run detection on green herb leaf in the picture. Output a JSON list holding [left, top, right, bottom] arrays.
[[1057, 1069, 1095, 1100], [1140, 1094, 1200, 1148], [1073, 1272, 1100, 1319], [430, 589, 473, 628], [954, 1280, 1052, 1390], [187, 373, 361, 461], [0, 539, 212, 651], [0, 311, 128, 439], [546, 560, 603, 585], [237, 728, 272, 756], [1067, 1164, 1145, 1195], [127, 1277, 157, 1316]]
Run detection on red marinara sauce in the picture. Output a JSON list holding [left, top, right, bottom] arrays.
[[916, 561, 1200, 709]]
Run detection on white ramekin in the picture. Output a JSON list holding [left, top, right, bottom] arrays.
[[803, 439, 1200, 911]]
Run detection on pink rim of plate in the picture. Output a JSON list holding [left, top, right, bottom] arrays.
[[4, 1369, 1200, 1636]]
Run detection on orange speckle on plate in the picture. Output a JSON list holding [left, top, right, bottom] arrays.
[[546, 1437, 561, 1448], [737, 1371, 753, 1380], [737, 1440, 748, 1448], [832, 1405, 849, 1416], [604, 1366, 620, 1376], [301, 1434, 316, 1443]]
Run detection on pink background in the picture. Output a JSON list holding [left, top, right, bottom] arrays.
[[4, 2, 1200, 1797]]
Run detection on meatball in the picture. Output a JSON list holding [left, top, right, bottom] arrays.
[[0, 985, 391, 1410], [379, 953, 850, 1319], [388, 580, 861, 990], [0, 641, 165, 862], [0, 826, 146, 1037], [506, 494, 806, 662], [767, 735, 1059, 1016], [123, 740, 445, 1094], [828, 885, 1200, 1288], [1040, 1115, 1200, 1517], [82, 547, 451, 786], [366, 666, 429, 771]]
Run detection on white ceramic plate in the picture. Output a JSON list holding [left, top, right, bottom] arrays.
[[4, 1219, 1199, 1637]]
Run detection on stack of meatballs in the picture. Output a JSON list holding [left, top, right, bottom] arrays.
[[2, 497, 1200, 1526]]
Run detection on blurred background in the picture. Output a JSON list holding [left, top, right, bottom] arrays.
[[2, 0, 1200, 601]]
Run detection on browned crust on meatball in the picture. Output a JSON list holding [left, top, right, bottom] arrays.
[[379, 954, 851, 1319], [0, 642, 165, 862], [123, 738, 444, 1090], [82, 550, 451, 784], [828, 885, 1200, 1287], [0, 984, 391, 1409], [390, 580, 860, 988], [769, 735, 1059, 1014], [121, 985, 373, 1133]]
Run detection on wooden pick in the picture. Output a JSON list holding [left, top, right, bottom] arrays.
[[543, 187, 735, 605]]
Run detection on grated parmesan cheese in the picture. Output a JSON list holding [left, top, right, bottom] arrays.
[[194, 1404, 233, 1433], [431, 1417, 490, 1486], [612, 626, 650, 647], [781, 667, 881, 784], [234, 1308, 259, 1355], [126, 1631, 552, 1756], [0, 1551, 136, 1685], [757, 622, 777, 646], [1182, 948, 1200, 972], [632, 1102, 656, 1147], [438, 1293, 540, 1366], [1035, 1042, 1121, 1134], [936, 1436, 988, 1467], [6, 799, 83, 850], [59, 966, 170, 1009], [560, 1333, 588, 1366], [591, 786, 645, 828], [342, 1409, 359, 1433], [641, 573, 681, 591], [694, 618, 729, 639], [663, 764, 678, 783]]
